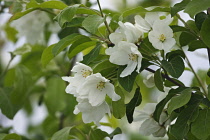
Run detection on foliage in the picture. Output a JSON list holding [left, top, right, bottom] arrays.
[[0, 0, 210, 139]]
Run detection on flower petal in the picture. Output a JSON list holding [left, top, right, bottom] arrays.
[[120, 60, 137, 77]]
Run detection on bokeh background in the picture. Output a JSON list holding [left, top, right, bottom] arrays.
[[0, 0, 208, 139]]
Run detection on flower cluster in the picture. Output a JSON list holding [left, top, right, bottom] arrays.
[[62, 62, 121, 125], [106, 12, 176, 77]]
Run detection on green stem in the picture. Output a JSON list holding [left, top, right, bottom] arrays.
[[0, 54, 15, 78], [38, 8, 57, 16], [96, 0, 112, 34], [176, 14, 200, 39], [182, 49, 208, 96]]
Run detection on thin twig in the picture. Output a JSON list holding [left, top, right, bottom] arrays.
[[0, 54, 15, 78], [96, 0, 112, 34], [181, 49, 208, 96], [145, 67, 184, 87]]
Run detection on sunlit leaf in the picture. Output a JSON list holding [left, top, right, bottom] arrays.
[[52, 127, 73, 140], [171, 0, 191, 17], [184, 0, 210, 18], [82, 15, 105, 34], [167, 88, 192, 114]]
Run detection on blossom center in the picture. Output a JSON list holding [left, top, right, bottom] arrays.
[[81, 69, 92, 78], [96, 81, 105, 91], [128, 53, 138, 62], [159, 34, 166, 42]]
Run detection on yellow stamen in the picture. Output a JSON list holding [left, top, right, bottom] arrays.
[[81, 69, 92, 78], [159, 34, 166, 42], [128, 53, 138, 62], [96, 81, 105, 91]]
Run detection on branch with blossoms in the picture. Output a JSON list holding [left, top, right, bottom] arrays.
[[1, 0, 210, 139]]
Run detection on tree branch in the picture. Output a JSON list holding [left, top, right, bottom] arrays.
[[145, 67, 185, 87]]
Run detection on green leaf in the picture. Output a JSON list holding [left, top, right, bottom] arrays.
[[179, 32, 197, 46], [161, 56, 185, 78], [0, 88, 16, 119], [55, 5, 80, 28], [195, 12, 208, 30], [188, 40, 207, 51], [139, 59, 153, 72], [52, 127, 72, 140], [26, 0, 67, 10], [82, 43, 101, 65], [9, 8, 36, 21], [66, 17, 85, 28], [201, 16, 210, 48], [167, 88, 192, 114], [171, 0, 191, 17], [41, 44, 55, 67], [141, 37, 158, 55], [119, 6, 169, 20], [13, 44, 32, 55], [184, 0, 210, 18], [8, 66, 33, 116], [0, 134, 6, 139], [10, 2, 23, 14], [170, 104, 199, 140], [67, 35, 91, 58], [3, 133, 21, 140], [4, 24, 18, 42], [109, 127, 122, 139], [191, 109, 210, 140], [208, 85, 210, 101], [170, 25, 189, 32], [93, 59, 117, 74], [52, 33, 81, 56], [166, 50, 185, 61], [68, 41, 96, 59], [153, 87, 187, 122], [44, 77, 66, 116], [76, 7, 100, 15], [126, 87, 142, 123], [117, 66, 138, 92], [164, 78, 185, 87], [42, 116, 59, 137], [89, 129, 109, 140], [154, 68, 164, 92], [112, 87, 126, 119], [82, 15, 105, 34]]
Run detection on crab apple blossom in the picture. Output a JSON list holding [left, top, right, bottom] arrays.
[[135, 12, 173, 33], [143, 73, 155, 88], [74, 99, 110, 126], [148, 21, 176, 52], [77, 73, 121, 106], [106, 41, 142, 77], [109, 21, 142, 44], [62, 62, 93, 97], [135, 103, 170, 137]]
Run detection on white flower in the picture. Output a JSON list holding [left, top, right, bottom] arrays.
[[74, 99, 110, 125], [148, 21, 176, 52], [143, 73, 155, 88], [78, 73, 121, 106], [135, 12, 173, 33], [135, 103, 170, 137], [10, 10, 51, 45], [106, 41, 142, 77], [62, 62, 93, 96], [109, 21, 142, 44]]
